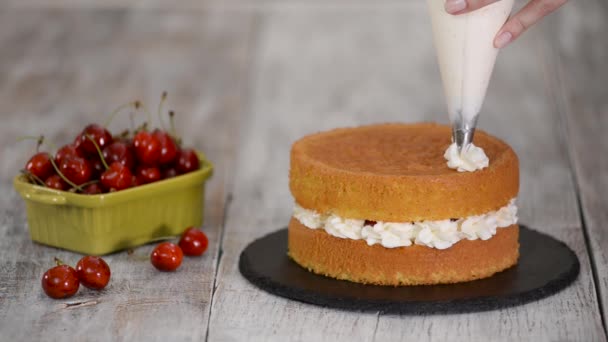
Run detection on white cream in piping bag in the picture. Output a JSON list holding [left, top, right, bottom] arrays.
[[293, 199, 517, 250], [427, 0, 514, 172]]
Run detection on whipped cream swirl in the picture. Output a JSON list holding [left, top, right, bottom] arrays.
[[444, 142, 489, 172], [293, 199, 517, 250]]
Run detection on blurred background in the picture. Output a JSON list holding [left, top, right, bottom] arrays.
[[1, 0, 605, 239]]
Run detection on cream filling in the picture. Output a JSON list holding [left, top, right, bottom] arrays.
[[293, 199, 517, 250]]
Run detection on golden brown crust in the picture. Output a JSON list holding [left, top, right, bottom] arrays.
[[290, 123, 519, 222], [288, 218, 520, 286]]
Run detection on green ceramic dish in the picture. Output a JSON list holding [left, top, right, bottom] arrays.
[[13, 153, 213, 255]]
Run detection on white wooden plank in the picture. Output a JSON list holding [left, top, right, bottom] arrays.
[[208, 5, 605, 341], [550, 0, 608, 331], [0, 9, 253, 341]]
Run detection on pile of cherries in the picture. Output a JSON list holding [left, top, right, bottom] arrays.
[[23, 94, 200, 194], [42, 226, 209, 299]]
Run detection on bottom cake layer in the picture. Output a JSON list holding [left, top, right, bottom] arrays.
[[288, 218, 520, 286]]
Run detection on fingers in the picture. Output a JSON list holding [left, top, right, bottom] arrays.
[[445, 0, 500, 14], [494, 0, 568, 48]]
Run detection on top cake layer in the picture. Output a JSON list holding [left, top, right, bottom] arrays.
[[289, 123, 519, 222]]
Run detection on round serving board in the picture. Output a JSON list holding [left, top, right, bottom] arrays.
[[239, 225, 579, 314]]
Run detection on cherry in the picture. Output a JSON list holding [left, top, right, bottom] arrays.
[[88, 156, 105, 179], [44, 174, 68, 191], [25, 152, 53, 180], [41, 265, 80, 299], [133, 130, 161, 165], [176, 149, 200, 174], [74, 124, 113, 157], [83, 183, 104, 194], [59, 156, 92, 185], [153, 129, 178, 165], [161, 166, 179, 179], [135, 165, 161, 185], [55, 144, 82, 165], [364, 220, 377, 226], [150, 242, 183, 271], [178, 227, 209, 256], [76, 256, 111, 290], [103, 141, 135, 170], [101, 162, 133, 191]]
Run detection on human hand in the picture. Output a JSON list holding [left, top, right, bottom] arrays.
[[444, 0, 568, 48]]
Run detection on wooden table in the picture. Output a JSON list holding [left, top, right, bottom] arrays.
[[0, 0, 606, 340]]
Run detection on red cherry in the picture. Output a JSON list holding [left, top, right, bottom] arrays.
[[74, 124, 113, 157], [76, 256, 111, 290], [101, 162, 133, 191], [103, 141, 135, 170], [153, 129, 178, 165], [150, 242, 183, 271], [133, 131, 161, 165], [83, 183, 104, 194], [41, 265, 80, 299], [25, 152, 53, 180], [161, 166, 179, 180], [59, 157, 92, 185], [55, 144, 82, 165], [136, 165, 161, 185], [176, 149, 200, 174], [44, 174, 68, 190], [178, 227, 209, 256], [88, 156, 105, 179]]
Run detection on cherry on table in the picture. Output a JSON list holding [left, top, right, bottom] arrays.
[[101, 162, 133, 191], [178, 227, 209, 256], [59, 156, 92, 186], [150, 242, 183, 271], [76, 256, 111, 290], [44, 174, 68, 191], [176, 149, 200, 174], [25, 152, 53, 180], [103, 141, 135, 170], [133, 130, 161, 165], [41, 265, 80, 299], [74, 124, 113, 157]]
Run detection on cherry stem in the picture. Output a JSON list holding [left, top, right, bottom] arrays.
[[85, 135, 110, 170], [16, 135, 52, 153], [69, 179, 99, 193], [116, 129, 130, 140], [135, 101, 153, 129], [77, 179, 100, 188], [169, 111, 177, 138], [20, 169, 45, 186], [104, 101, 139, 128], [47, 154, 84, 192], [129, 112, 135, 132], [54, 257, 65, 266], [157, 91, 168, 130]]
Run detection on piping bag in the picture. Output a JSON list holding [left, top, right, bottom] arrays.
[[426, 0, 514, 152]]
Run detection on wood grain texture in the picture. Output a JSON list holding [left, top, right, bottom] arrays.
[[0, 9, 253, 341], [207, 3, 606, 341], [0, 0, 417, 10], [551, 0, 608, 331]]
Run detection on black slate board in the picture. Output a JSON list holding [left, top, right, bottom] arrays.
[[239, 225, 580, 314]]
